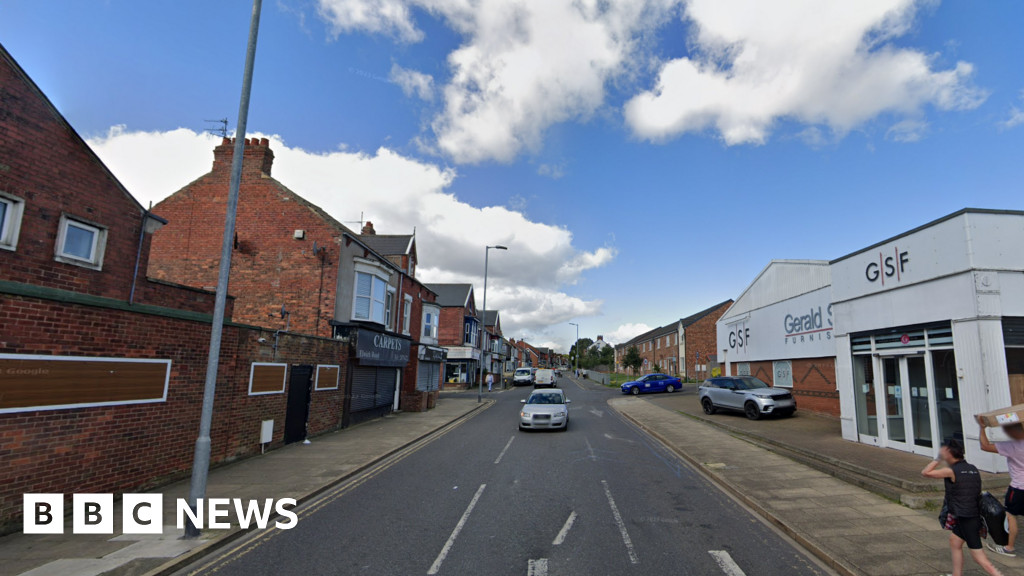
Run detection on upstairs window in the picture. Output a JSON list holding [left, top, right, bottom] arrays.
[[0, 193, 25, 251], [353, 271, 388, 324], [422, 306, 440, 340], [55, 214, 106, 270], [402, 296, 413, 335]]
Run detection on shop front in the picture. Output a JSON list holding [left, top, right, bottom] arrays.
[[833, 209, 1024, 471], [443, 346, 480, 389], [338, 325, 411, 426]]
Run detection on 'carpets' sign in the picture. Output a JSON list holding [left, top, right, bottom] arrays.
[[355, 331, 411, 367]]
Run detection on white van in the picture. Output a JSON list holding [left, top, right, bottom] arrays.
[[534, 369, 557, 388]]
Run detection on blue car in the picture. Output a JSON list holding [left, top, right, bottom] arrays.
[[621, 373, 682, 395]]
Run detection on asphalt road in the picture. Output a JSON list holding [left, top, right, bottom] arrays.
[[175, 377, 832, 576]]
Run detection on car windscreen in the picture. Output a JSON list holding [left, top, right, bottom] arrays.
[[527, 393, 564, 405], [515, 369, 531, 375], [736, 377, 770, 390]]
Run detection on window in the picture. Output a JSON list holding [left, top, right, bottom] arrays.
[[353, 271, 389, 324], [55, 214, 106, 269], [422, 306, 440, 340], [656, 340, 660, 349], [402, 296, 413, 335], [0, 193, 25, 251], [385, 287, 396, 330]]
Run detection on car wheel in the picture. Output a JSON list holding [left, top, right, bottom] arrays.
[[562, 421, 569, 432], [701, 398, 716, 415], [744, 402, 762, 421], [666, 384, 675, 393], [630, 386, 640, 396]]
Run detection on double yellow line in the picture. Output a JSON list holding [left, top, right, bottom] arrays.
[[188, 403, 491, 575]]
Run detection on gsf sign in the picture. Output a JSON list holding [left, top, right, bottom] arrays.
[[865, 249, 910, 285], [728, 326, 750, 351]]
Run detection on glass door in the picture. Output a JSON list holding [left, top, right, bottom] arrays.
[[904, 355, 933, 453], [881, 357, 907, 445], [852, 355, 879, 441]]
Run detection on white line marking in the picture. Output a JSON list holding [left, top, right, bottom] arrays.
[[601, 480, 638, 564], [585, 438, 597, 461], [708, 550, 746, 576], [552, 511, 577, 545], [527, 558, 548, 576], [427, 483, 487, 575], [494, 435, 515, 464]]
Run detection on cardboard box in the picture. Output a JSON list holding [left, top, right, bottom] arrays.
[[979, 404, 1024, 428]]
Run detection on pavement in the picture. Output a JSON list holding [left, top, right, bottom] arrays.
[[641, 390, 1008, 507], [164, 377, 833, 576], [611, 390, 1024, 576], [0, 396, 489, 576]]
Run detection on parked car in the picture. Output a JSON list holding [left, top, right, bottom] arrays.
[[534, 368, 557, 388], [698, 376, 796, 420], [553, 368, 562, 378], [519, 388, 571, 431], [621, 373, 682, 395], [513, 368, 534, 386], [579, 369, 588, 378]]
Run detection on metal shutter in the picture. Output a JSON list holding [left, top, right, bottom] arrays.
[[416, 362, 440, 391], [1005, 318, 1024, 347], [375, 368, 397, 408], [351, 366, 377, 412]]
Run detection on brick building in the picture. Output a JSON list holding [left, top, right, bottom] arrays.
[[425, 283, 480, 388], [617, 301, 732, 380], [0, 44, 348, 531], [148, 141, 442, 420], [481, 310, 507, 376]]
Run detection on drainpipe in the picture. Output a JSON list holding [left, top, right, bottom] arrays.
[[128, 206, 151, 305]]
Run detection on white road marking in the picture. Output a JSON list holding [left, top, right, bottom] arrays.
[[494, 435, 515, 464], [601, 480, 639, 565], [708, 550, 746, 576], [527, 558, 548, 576], [584, 438, 597, 461], [589, 408, 604, 417], [552, 511, 577, 545], [427, 484, 487, 575]]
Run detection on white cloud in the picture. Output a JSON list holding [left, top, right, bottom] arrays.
[[537, 163, 565, 179], [625, 0, 987, 145], [390, 63, 434, 100], [605, 322, 652, 345], [885, 118, 928, 142], [1004, 90, 1024, 129], [86, 127, 612, 341], [318, 0, 678, 163]]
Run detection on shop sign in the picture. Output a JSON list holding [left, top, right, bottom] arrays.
[[355, 331, 411, 367], [418, 345, 447, 363], [773, 360, 793, 388]]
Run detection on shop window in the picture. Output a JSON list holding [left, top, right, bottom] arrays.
[[55, 214, 106, 269], [933, 349, 962, 443], [853, 355, 878, 437], [0, 192, 25, 251]]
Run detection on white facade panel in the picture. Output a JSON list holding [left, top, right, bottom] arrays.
[[999, 271, 1024, 316], [834, 335, 858, 442], [832, 273, 978, 337], [725, 260, 831, 318], [717, 286, 835, 363], [951, 319, 1010, 472], [963, 212, 1024, 271], [832, 215, 972, 303]]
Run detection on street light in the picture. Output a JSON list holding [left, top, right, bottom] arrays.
[[569, 322, 579, 376], [479, 245, 508, 402]]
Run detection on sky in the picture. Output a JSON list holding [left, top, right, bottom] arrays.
[[2, 0, 1024, 351]]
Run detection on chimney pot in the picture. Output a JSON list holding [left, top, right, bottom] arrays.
[[260, 137, 269, 146], [361, 221, 376, 235]]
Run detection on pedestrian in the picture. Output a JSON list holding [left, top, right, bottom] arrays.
[[978, 415, 1024, 557], [486, 372, 493, 392], [923, 438, 1004, 576]]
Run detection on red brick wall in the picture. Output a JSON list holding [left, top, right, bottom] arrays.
[[742, 357, 839, 416], [398, 278, 440, 411], [148, 138, 340, 338], [438, 306, 467, 346], [683, 302, 731, 378], [0, 294, 347, 533]]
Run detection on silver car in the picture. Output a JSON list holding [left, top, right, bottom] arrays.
[[698, 376, 796, 420], [519, 389, 571, 431]]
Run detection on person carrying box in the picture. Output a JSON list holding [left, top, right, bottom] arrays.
[[978, 414, 1024, 557]]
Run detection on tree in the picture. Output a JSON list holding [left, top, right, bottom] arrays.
[[569, 338, 594, 367], [623, 346, 642, 374]]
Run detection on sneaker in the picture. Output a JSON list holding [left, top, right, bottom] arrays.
[[987, 543, 1017, 557]]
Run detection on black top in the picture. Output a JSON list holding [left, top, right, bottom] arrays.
[[945, 460, 982, 518]]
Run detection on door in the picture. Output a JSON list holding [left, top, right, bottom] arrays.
[[881, 357, 906, 445], [876, 354, 936, 455], [284, 365, 313, 444], [905, 355, 933, 451]]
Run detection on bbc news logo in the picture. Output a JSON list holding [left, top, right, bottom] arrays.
[[23, 494, 297, 534]]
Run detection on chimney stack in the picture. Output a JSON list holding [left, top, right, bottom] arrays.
[[212, 137, 275, 176], [361, 221, 376, 235]]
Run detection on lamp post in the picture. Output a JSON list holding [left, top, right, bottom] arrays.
[[479, 245, 508, 402], [569, 322, 579, 376]]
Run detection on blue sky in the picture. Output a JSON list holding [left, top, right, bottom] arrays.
[[3, 0, 1024, 349]]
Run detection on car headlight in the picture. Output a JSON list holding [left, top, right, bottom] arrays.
[[554, 411, 566, 417], [520, 411, 529, 418]]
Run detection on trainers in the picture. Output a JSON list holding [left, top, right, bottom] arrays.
[[987, 543, 1017, 557]]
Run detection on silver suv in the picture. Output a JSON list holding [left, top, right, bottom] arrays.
[[698, 376, 796, 420]]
